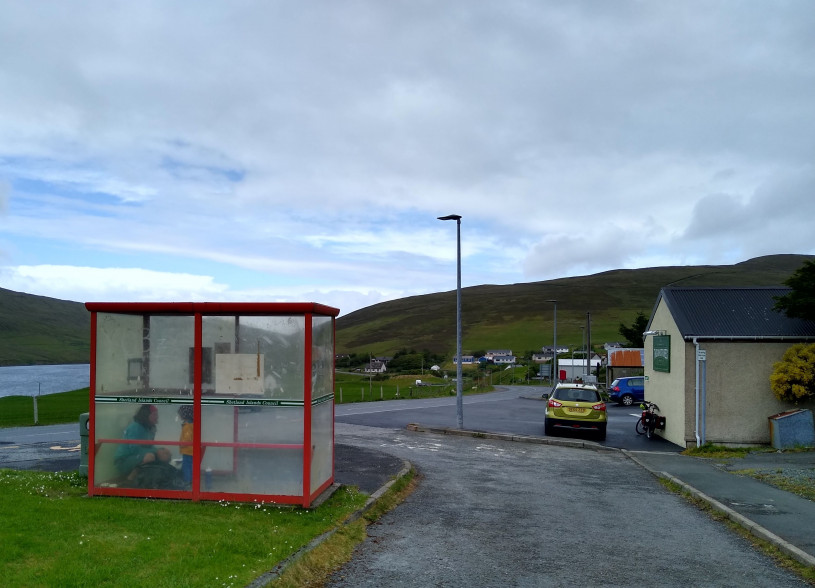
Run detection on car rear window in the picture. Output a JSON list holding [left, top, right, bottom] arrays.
[[553, 387, 600, 403]]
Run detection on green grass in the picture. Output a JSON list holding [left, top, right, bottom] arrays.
[[0, 388, 90, 428], [682, 443, 773, 459], [334, 372, 477, 403], [0, 468, 367, 588]]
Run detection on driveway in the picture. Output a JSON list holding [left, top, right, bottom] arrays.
[[328, 423, 807, 587]]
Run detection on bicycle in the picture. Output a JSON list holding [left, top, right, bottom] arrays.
[[635, 401, 663, 439]]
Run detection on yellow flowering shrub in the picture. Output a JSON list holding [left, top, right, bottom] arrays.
[[770, 343, 815, 403]]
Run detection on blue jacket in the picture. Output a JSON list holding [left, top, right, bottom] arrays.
[[114, 420, 156, 475]]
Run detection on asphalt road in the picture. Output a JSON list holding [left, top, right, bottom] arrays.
[[336, 385, 682, 452], [327, 422, 807, 587]]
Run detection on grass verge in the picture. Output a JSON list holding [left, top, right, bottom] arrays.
[[730, 468, 815, 502], [272, 468, 418, 587], [0, 469, 368, 588], [0, 388, 89, 428], [681, 443, 760, 459]]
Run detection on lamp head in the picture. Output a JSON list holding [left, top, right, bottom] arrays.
[[437, 214, 462, 221]]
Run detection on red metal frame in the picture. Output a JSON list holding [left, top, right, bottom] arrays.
[[86, 302, 339, 506]]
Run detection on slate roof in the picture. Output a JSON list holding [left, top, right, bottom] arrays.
[[653, 287, 815, 341]]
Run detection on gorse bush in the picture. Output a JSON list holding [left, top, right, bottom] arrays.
[[770, 343, 815, 403]]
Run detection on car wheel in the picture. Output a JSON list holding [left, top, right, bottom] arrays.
[[597, 424, 607, 442], [621, 394, 634, 406], [545, 420, 554, 436]]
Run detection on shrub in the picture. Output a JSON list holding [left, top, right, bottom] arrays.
[[770, 343, 815, 403]]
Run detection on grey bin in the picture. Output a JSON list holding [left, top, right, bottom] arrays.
[[79, 412, 90, 476], [768, 408, 815, 450]]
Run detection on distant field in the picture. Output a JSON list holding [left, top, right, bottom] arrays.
[[0, 388, 89, 428]]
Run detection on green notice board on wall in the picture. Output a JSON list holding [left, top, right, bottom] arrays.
[[653, 335, 670, 372]]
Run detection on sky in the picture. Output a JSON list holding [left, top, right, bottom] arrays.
[[1, 1, 814, 317]]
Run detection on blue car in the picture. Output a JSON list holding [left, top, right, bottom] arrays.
[[608, 377, 645, 406]]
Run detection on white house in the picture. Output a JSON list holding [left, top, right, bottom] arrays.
[[364, 360, 387, 374], [454, 355, 475, 365], [492, 355, 516, 365]]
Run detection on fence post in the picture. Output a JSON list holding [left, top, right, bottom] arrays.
[[33, 396, 39, 425], [380, 385, 383, 400], [340, 387, 343, 403], [361, 387, 364, 401]]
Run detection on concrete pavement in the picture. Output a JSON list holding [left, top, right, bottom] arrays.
[[407, 422, 815, 569]]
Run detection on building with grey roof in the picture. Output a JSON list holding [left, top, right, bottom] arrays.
[[644, 287, 815, 448]]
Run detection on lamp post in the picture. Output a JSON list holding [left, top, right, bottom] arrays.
[[580, 326, 586, 377], [545, 299, 558, 386], [438, 214, 463, 429]]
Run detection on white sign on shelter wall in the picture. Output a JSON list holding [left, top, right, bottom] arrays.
[[215, 353, 264, 395]]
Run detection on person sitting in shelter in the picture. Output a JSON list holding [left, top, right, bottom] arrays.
[[178, 405, 194, 485], [114, 404, 162, 478]]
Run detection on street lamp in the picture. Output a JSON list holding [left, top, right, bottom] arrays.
[[438, 214, 463, 429], [545, 300, 558, 386], [580, 326, 586, 377]]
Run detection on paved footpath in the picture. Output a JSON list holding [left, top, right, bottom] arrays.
[[629, 449, 815, 566], [326, 423, 810, 587]]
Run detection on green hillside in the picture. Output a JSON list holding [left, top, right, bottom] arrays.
[[335, 254, 813, 357], [0, 254, 811, 366], [0, 288, 90, 366]]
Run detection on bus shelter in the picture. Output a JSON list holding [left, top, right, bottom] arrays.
[[85, 302, 338, 507]]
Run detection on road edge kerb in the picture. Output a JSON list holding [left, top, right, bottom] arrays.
[[405, 423, 619, 452], [623, 450, 815, 569], [246, 459, 413, 588]]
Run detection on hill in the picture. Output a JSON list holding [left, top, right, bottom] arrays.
[[0, 288, 90, 366], [0, 254, 811, 366], [335, 254, 813, 357]]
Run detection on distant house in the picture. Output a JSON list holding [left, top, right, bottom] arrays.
[[645, 287, 815, 448], [540, 345, 569, 358], [492, 355, 516, 365], [485, 350, 512, 359], [364, 360, 387, 374], [454, 355, 475, 365]]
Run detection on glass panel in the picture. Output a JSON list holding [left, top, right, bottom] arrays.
[[199, 404, 304, 496], [311, 315, 334, 492], [202, 315, 305, 400], [93, 402, 189, 491], [95, 313, 144, 396], [311, 399, 333, 493], [94, 313, 194, 398], [148, 316, 195, 396]]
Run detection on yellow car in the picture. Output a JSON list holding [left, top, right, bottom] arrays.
[[544, 383, 607, 441]]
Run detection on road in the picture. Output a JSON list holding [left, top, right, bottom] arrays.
[[327, 421, 806, 587], [335, 385, 681, 452]]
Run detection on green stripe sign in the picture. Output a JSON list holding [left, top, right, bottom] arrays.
[[653, 335, 671, 373], [95, 394, 334, 407]]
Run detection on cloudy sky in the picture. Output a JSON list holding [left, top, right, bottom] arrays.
[[1, 1, 814, 316]]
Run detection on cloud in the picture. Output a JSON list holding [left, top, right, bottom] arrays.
[[1, 2, 814, 316]]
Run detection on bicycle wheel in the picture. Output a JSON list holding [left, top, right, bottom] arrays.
[[635, 417, 645, 435]]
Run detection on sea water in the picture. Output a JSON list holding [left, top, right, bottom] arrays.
[[0, 364, 90, 398]]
